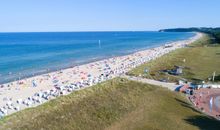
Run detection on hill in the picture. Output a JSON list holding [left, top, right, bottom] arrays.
[[0, 78, 219, 130]]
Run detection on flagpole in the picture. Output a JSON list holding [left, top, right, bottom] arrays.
[[213, 71, 216, 82]]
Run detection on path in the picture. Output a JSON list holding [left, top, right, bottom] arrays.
[[121, 75, 176, 91]]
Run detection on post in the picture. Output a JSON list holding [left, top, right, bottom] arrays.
[[212, 71, 216, 82]]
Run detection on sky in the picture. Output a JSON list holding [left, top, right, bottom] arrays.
[[0, 0, 220, 32]]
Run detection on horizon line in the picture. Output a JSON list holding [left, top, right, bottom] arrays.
[[0, 26, 218, 33], [0, 30, 160, 33]]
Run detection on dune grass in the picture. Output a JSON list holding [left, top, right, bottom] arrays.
[[1, 34, 220, 130], [0, 78, 220, 130], [128, 34, 220, 83]]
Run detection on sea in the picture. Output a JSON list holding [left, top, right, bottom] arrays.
[[0, 31, 195, 84]]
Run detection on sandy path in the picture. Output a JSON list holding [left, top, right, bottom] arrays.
[[121, 75, 177, 91]]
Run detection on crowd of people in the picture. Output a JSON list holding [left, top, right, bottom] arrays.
[[0, 33, 202, 118]]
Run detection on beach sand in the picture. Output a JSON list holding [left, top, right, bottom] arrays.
[[0, 33, 203, 117]]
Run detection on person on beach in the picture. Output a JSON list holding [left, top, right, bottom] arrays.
[[32, 80, 37, 87]]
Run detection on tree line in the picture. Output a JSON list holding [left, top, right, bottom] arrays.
[[159, 27, 220, 44]]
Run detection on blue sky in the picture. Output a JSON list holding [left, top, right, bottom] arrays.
[[0, 0, 220, 32]]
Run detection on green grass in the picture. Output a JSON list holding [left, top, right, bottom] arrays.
[[128, 34, 220, 83], [1, 34, 220, 130], [0, 78, 219, 130]]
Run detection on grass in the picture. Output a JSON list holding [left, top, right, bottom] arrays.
[[1, 33, 220, 130], [128, 34, 220, 83], [0, 78, 220, 130]]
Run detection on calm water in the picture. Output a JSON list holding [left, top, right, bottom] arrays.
[[0, 31, 195, 83]]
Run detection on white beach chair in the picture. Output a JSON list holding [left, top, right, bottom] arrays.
[[14, 106, 20, 111], [17, 99, 23, 104]]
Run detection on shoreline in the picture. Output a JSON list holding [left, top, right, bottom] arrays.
[[0, 32, 203, 117], [0, 32, 195, 84]]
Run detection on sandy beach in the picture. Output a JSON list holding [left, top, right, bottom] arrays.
[[0, 32, 203, 117]]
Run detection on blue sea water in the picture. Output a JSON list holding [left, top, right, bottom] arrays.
[[0, 31, 195, 83]]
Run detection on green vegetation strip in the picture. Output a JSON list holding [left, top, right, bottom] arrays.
[[1, 78, 219, 130], [128, 34, 220, 83]]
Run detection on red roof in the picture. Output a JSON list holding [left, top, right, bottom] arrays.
[[180, 84, 190, 92]]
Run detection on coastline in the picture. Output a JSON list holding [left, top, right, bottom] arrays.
[[0, 32, 195, 84], [0, 32, 203, 117]]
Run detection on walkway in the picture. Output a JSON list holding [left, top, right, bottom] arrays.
[[121, 75, 176, 91]]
